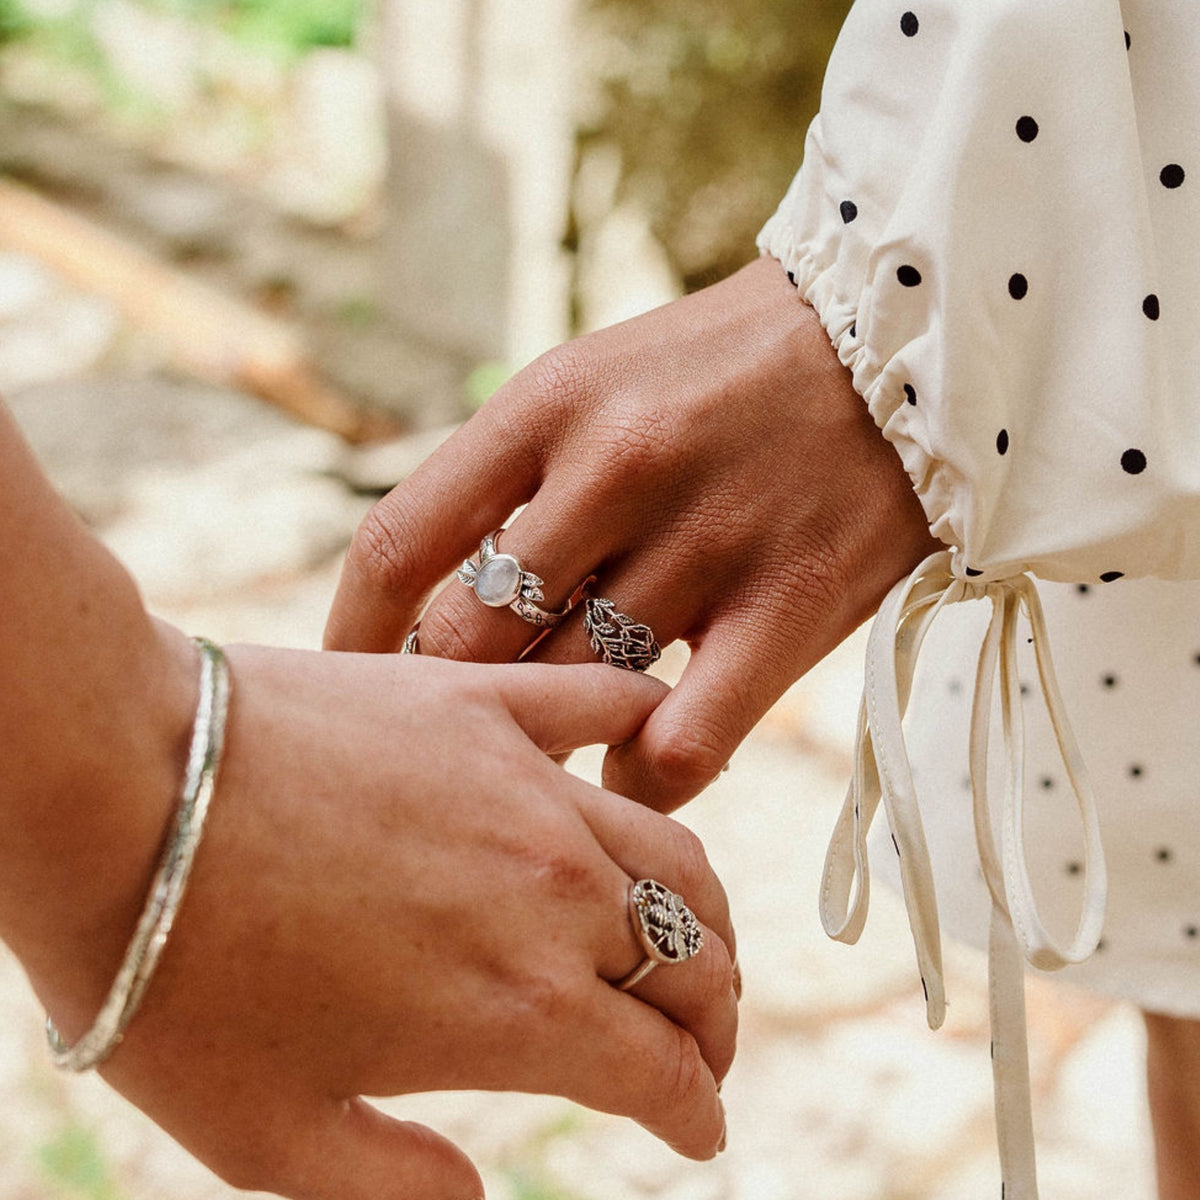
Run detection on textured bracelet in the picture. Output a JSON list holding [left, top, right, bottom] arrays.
[[46, 637, 231, 1072]]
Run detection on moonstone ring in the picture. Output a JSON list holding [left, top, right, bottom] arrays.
[[616, 879, 705, 991], [456, 531, 573, 628]]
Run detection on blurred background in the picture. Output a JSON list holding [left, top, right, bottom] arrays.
[[0, 2, 1158, 1198]]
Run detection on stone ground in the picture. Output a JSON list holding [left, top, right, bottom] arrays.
[[0, 248, 1159, 1199]]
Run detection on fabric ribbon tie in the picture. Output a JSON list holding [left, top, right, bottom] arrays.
[[819, 549, 1107, 1200]]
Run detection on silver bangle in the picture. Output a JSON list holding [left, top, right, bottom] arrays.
[[46, 637, 231, 1072]]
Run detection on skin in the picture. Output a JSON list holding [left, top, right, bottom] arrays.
[[326, 253, 1200, 1194], [325, 255, 940, 812], [0, 400, 737, 1200], [1145, 1012, 1200, 1199]]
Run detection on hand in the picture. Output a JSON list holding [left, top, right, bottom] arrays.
[[324, 256, 938, 811], [34, 648, 736, 1200]]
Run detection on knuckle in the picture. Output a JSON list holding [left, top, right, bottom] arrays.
[[592, 404, 680, 485], [346, 499, 421, 600], [695, 937, 735, 1001], [518, 343, 594, 429], [414, 595, 484, 662], [648, 714, 731, 802], [660, 1028, 710, 1113], [668, 824, 713, 893]]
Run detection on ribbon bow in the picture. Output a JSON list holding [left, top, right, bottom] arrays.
[[819, 550, 1107, 1200]]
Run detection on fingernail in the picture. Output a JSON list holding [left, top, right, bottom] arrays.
[[717, 1113, 727, 1154], [732, 958, 743, 1001]]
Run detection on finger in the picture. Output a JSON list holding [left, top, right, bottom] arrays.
[[524, 549, 684, 676], [324, 402, 545, 653], [402, 487, 610, 666], [619, 918, 738, 1086], [279, 1097, 484, 1200], [603, 609, 819, 812], [492, 661, 669, 755], [549, 981, 726, 1160], [575, 782, 737, 967], [573, 784, 738, 1083]]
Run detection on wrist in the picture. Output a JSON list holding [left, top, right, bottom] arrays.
[[1, 604, 200, 1039]]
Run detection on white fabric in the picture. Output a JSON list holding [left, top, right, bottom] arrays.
[[759, 0, 1200, 585], [758, 2, 1200, 1196]]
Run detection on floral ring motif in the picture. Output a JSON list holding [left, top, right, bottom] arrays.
[[616, 879, 705, 991], [456, 531, 574, 629], [583, 598, 661, 672]]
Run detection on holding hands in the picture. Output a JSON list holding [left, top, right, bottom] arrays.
[[326, 257, 937, 812], [3, 255, 936, 1200]]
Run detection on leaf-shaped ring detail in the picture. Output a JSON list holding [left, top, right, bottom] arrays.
[[583, 598, 662, 672]]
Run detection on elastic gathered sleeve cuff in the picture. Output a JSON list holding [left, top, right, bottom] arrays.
[[759, 0, 1200, 586]]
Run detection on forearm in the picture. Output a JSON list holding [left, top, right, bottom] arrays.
[[0, 401, 196, 1033]]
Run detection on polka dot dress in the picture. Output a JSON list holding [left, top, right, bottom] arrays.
[[758, 0, 1200, 1018]]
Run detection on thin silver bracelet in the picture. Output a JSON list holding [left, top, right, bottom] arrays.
[[46, 637, 231, 1072]]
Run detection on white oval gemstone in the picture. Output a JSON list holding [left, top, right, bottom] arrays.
[[473, 554, 522, 606]]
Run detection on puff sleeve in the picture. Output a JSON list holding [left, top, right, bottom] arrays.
[[761, 7, 1200, 1196], [758, 0, 1200, 586]]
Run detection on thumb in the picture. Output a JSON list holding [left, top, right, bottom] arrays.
[[285, 1098, 485, 1200], [494, 661, 670, 755]]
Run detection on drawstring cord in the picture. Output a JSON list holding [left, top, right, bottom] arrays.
[[819, 550, 1107, 1200]]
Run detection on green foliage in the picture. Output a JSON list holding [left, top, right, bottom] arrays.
[[584, 0, 853, 290], [146, 0, 362, 50], [465, 361, 512, 411], [0, 0, 34, 43], [0, 0, 363, 54], [37, 1124, 122, 1200]]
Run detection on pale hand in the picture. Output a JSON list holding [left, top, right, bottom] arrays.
[[32, 646, 736, 1200]]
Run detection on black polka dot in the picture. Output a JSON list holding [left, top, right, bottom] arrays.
[[947, 678, 962, 695], [1186, 925, 1198, 940], [1077, 584, 1090, 595], [1161, 163, 1186, 189], [961, 775, 972, 792], [840, 199, 858, 224], [1156, 847, 1173, 863], [1129, 763, 1144, 779], [1100, 570, 1125, 582], [1121, 448, 1147, 474], [1124, 30, 1131, 50], [1194, 652, 1200, 666], [996, 428, 1009, 455], [900, 11, 919, 36], [1143, 293, 1160, 320], [1040, 775, 1054, 790], [1102, 673, 1118, 688], [897, 264, 923, 287], [1019, 682, 1030, 697], [1015, 116, 1039, 143], [1066, 861, 1082, 876], [1008, 273, 1029, 300], [965, 567, 983, 577], [904, 383, 917, 405]]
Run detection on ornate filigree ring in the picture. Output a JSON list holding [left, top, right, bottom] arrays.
[[616, 878, 705, 991], [457, 530, 574, 629], [583, 598, 661, 672]]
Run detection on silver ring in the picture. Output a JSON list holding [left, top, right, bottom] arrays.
[[401, 627, 420, 654], [616, 878, 704, 991], [457, 531, 573, 629], [584, 598, 661, 672]]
